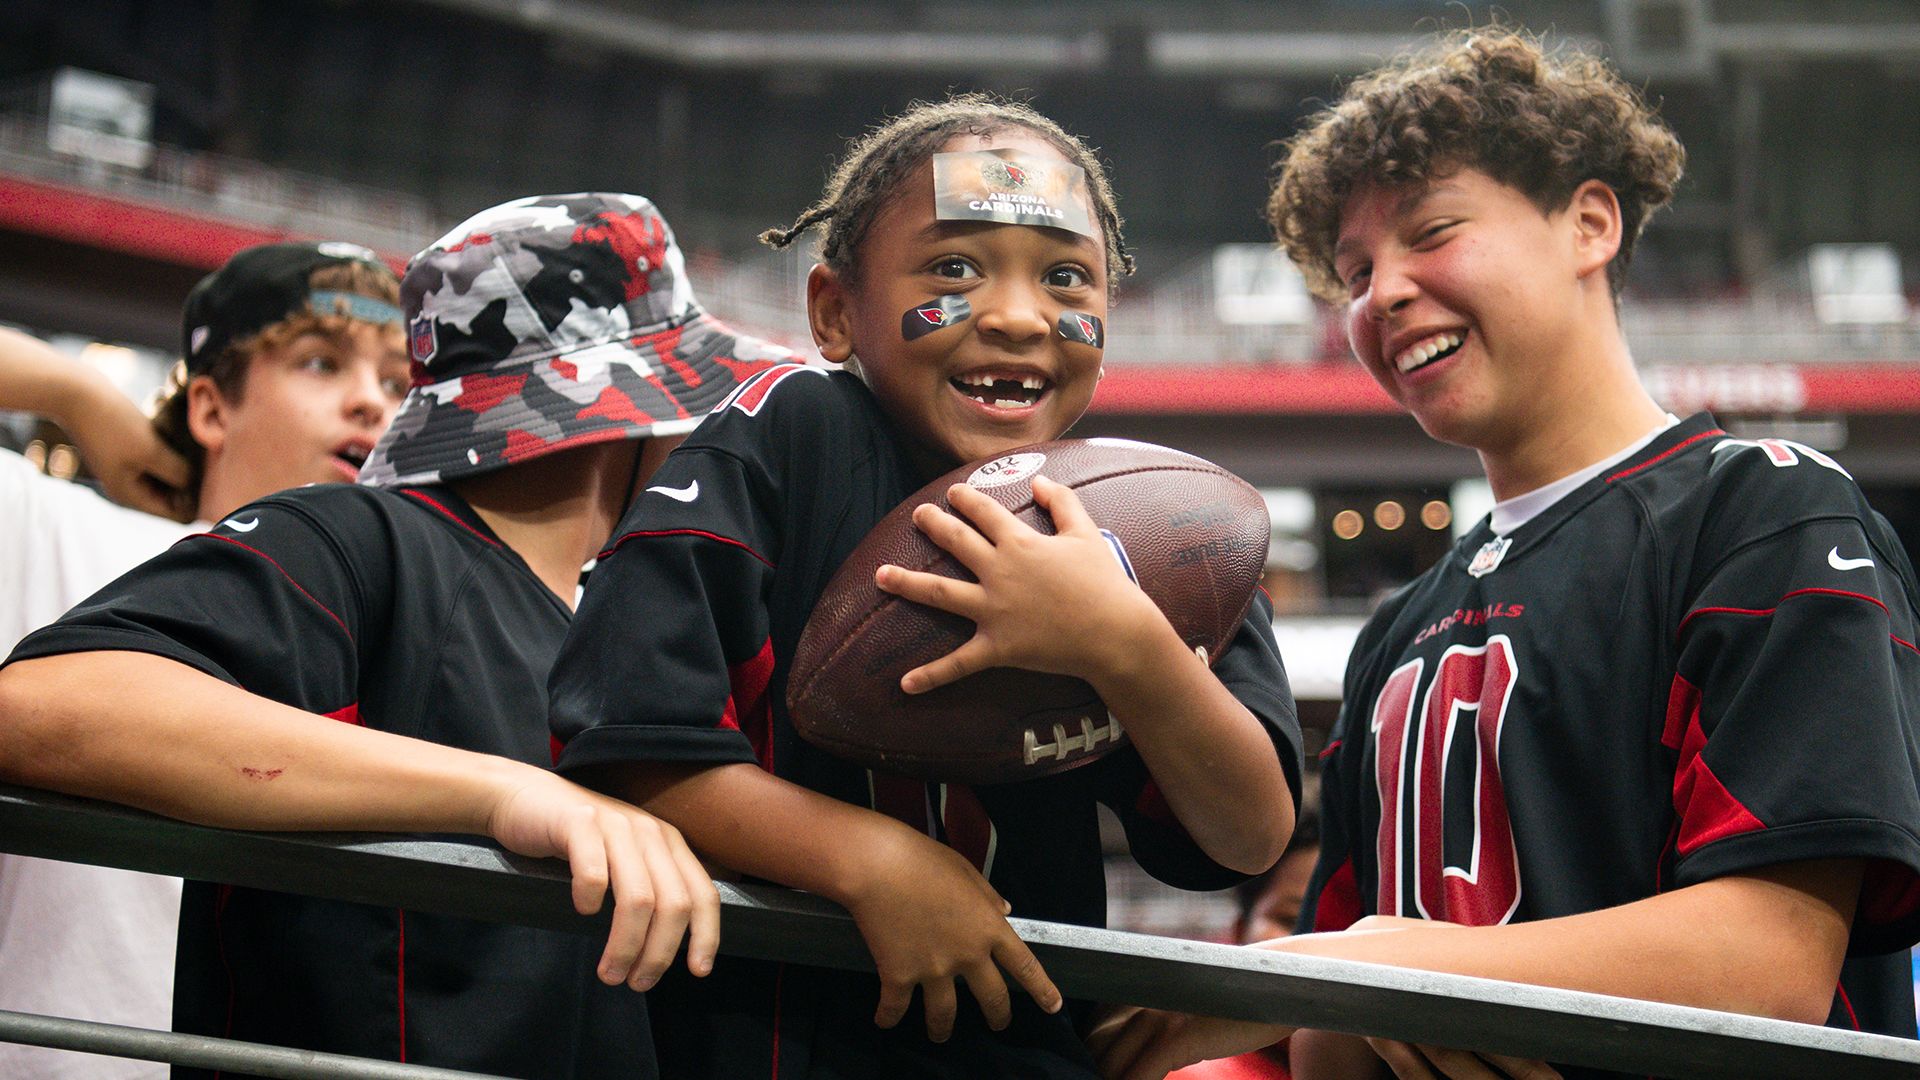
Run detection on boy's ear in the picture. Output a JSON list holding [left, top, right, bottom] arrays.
[[184, 374, 230, 458], [806, 263, 856, 365], [1568, 178, 1624, 282]]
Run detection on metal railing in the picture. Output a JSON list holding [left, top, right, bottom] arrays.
[[1, 783, 1916, 1079]]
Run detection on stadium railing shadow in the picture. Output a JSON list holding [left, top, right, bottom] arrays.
[[1, 783, 1915, 1080]]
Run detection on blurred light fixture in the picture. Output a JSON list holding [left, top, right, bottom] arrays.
[[1421, 500, 1452, 531], [1373, 500, 1405, 531], [1331, 509, 1363, 540]]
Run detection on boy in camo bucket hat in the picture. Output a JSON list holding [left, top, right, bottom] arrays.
[[362, 191, 794, 486], [1, 192, 793, 1077]]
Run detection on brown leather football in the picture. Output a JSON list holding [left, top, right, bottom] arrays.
[[787, 438, 1269, 785]]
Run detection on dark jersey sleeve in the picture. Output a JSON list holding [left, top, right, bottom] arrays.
[[1669, 450, 1920, 953], [1097, 589, 1305, 892], [549, 365, 839, 774], [5, 488, 389, 718]]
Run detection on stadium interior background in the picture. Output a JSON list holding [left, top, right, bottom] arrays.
[[3, 0, 1919, 942]]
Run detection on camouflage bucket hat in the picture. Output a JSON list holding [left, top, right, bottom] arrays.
[[360, 192, 795, 487]]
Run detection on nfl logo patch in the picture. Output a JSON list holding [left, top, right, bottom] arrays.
[[410, 317, 437, 362], [1467, 536, 1512, 578]]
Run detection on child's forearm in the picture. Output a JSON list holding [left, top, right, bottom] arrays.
[[1272, 859, 1860, 1025], [591, 759, 918, 904], [1091, 616, 1294, 874]]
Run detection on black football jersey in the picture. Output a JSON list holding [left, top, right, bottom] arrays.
[[549, 365, 1302, 1080], [1302, 414, 1920, 1075], [7, 484, 657, 1079]]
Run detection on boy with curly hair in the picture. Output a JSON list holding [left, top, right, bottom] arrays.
[[1094, 27, 1920, 1080]]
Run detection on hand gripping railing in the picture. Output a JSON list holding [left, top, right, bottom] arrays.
[[1, 783, 1916, 1079]]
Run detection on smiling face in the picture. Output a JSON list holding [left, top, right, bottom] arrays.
[[811, 129, 1108, 476], [1335, 168, 1606, 455], [191, 318, 409, 519]]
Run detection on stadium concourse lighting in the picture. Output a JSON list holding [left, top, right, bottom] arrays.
[[0, 783, 1916, 1079]]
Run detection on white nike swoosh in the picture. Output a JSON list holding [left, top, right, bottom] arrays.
[[220, 517, 260, 533], [646, 481, 700, 503], [1829, 547, 1875, 571]]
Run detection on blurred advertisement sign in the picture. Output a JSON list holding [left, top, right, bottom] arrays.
[[1212, 243, 1313, 325], [1808, 243, 1910, 324], [47, 67, 154, 170]]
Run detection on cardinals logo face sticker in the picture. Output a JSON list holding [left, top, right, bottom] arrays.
[[902, 294, 972, 341], [1056, 312, 1104, 349]]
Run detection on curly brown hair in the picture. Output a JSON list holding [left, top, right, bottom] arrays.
[[761, 92, 1133, 288], [1269, 26, 1685, 302], [151, 259, 402, 499]]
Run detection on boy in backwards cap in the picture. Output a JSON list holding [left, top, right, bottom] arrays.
[[0, 239, 409, 1079], [0, 194, 792, 1077]]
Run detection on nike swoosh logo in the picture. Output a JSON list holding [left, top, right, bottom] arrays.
[[220, 517, 260, 533], [1829, 547, 1875, 571], [646, 480, 700, 503]]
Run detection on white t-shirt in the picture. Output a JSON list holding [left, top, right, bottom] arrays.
[[1, 448, 194, 1079]]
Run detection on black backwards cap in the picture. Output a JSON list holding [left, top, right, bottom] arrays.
[[180, 241, 401, 373]]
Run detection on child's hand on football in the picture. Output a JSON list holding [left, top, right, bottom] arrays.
[[875, 477, 1163, 694], [841, 821, 1061, 1040]]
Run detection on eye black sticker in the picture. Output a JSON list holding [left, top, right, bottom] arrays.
[[1056, 311, 1104, 349], [902, 295, 972, 341]]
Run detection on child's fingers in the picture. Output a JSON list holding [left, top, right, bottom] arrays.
[[562, 807, 611, 917], [874, 978, 914, 1029], [909, 501, 996, 565], [594, 813, 659, 986], [1030, 475, 1099, 535], [960, 959, 1014, 1031], [899, 637, 995, 694], [1479, 1053, 1561, 1080], [875, 564, 984, 618], [664, 829, 720, 977], [1086, 1010, 1158, 1080], [626, 820, 694, 991], [1366, 1038, 1442, 1080], [994, 933, 1062, 1014], [945, 483, 1027, 543], [922, 978, 959, 1043]]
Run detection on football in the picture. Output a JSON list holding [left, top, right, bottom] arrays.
[[787, 438, 1270, 785]]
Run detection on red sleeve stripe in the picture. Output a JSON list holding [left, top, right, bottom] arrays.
[[1679, 587, 1915, 657], [401, 490, 500, 548], [1318, 739, 1343, 760], [598, 528, 775, 568], [1313, 857, 1362, 932], [727, 637, 778, 771], [324, 703, 362, 726], [1604, 429, 1726, 483], [1836, 983, 1861, 1031], [193, 533, 352, 640]]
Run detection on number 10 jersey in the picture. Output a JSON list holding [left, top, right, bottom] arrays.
[[1302, 414, 1920, 1051]]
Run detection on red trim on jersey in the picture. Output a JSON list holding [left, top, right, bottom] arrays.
[[1603, 430, 1726, 483], [325, 703, 362, 726], [549, 734, 565, 767], [1893, 633, 1919, 658], [729, 638, 778, 770], [598, 528, 775, 568], [1679, 588, 1911, 658], [726, 364, 815, 416], [1313, 858, 1362, 932], [1317, 739, 1342, 760], [400, 490, 501, 547], [396, 908, 408, 1061], [1836, 982, 1861, 1031], [1659, 676, 1697, 752], [1134, 779, 1175, 823], [195, 533, 352, 639], [1666, 675, 1767, 856]]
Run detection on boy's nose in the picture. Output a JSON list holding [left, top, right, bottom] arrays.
[[1364, 259, 1419, 321], [974, 284, 1053, 342]]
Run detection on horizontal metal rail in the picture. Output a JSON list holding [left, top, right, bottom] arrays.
[[1, 783, 1916, 1079], [0, 1009, 510, 1080]]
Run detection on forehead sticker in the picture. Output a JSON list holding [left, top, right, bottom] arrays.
[[933, 149, 1096, 239], [902, 294, 972, 341], [1055, 311, 1104, 349]]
